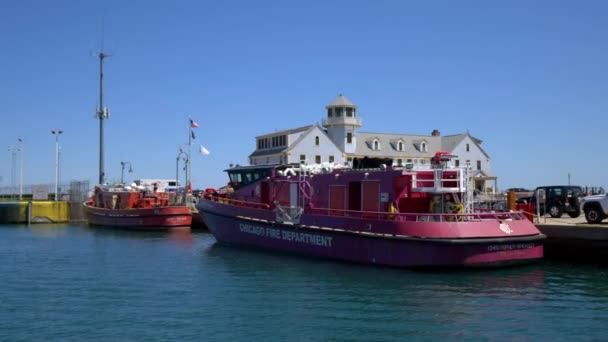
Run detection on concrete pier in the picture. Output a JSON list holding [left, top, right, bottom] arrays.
[[533, 216, 608, 262]]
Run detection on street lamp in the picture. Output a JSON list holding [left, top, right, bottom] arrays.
[[17, 138, 23, 200], [120, 161, 133, 184], [176, 149, 188, 198], [8, 145, 16, 200], [51, 130, 63, 201]]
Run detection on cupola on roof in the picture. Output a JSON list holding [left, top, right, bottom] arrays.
[[326, 94, 357, 109]]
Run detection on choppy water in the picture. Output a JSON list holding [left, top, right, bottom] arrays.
[[1, 224, 607, 341]]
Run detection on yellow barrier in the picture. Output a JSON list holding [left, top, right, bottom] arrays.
[[0, 201, 70, 224]]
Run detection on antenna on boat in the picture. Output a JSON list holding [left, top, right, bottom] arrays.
[[95, 17, 111, 185]]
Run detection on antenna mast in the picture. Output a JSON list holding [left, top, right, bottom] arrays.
[[96, 51, 111, 184]]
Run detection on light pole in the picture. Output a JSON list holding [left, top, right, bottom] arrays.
[[120, 161, 133, 184], [8, 146, 16, 200], [51, 130, 63, 200], [17, 138, 23, 200], [176, 150, 188, 197]]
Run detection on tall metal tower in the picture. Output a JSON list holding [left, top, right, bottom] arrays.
[[96, 52, 110, 184]]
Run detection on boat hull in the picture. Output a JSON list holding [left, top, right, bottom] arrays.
[[198, 200, 544, 268], [83, 202, 192, 230]]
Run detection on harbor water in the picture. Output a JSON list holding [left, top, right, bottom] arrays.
[[1, 224, 607, 341]]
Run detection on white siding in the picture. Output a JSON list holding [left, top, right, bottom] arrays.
[[449, 136, 492, 176], [288, 126, 344, 165]]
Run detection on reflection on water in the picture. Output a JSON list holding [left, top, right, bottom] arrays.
[[0, 224, 607, 341]]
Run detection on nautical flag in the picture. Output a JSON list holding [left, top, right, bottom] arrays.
[[190, 119, 199, 128], [191, 130, 196, 140], [199, 145, 210, 155]]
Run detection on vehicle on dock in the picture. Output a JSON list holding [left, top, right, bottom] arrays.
[[525, 185, 583, 218], [196, 152, 545, 268], [581, 193, 608, 224]]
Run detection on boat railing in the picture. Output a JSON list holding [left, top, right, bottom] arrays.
[[203, 194, 271, 210], [411, 169, 466, 193], [307, 207, 528, 223]]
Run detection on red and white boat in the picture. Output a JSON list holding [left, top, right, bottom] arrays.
[[84, 183, 192, 230], [197, 152, 545, 267]]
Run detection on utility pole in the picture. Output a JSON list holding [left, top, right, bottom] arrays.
[[96, 52, 111, 185], [18, 138, 23, 200], [51, 130, 63, 200]]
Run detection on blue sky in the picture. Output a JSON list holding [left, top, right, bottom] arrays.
[[1, 0, 607, 190]]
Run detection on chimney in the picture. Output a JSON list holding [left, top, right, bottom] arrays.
[[431, 129, 441, 137]]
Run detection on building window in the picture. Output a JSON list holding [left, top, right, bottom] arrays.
[[398, 141, 403, 151], [373, 140, 379, 150], [336, 107, 343, 117], [329, 155, 334, 163], [327, 108, 332, 117], [346, 132, 352, 144], [315, 136, 320, 146], [477, 160, 481, 170], [421, 142, 427, 152], [397, 159, 403, 166], [346, 108, 353, 117], [266, 157, 269, 164], [455, 159, 460, 167], [466, 160, 471, 167], [421, 159, 426, 165], [347, 157, 353, 163], [315, 155, 321, 164], [466, 143, 470, 152], [300, 155, 306, 164]]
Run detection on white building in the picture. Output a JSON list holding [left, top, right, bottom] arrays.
[[249, 94, 497, 193]]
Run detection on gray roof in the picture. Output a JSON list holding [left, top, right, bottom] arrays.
[[255, 125, 313, 139], [248, 146, 287, 158], [326, 94, 357, 108], [441, 133, 489, 159], [354, 132, 442, 158]]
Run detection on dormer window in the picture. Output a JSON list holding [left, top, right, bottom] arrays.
[[315, 136, 320, 146], [421, 142, 427, 152], [373, 140, 380, 150], [397, 141, 403, 151]]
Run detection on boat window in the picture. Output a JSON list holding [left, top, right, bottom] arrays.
[[229, 172, 242, 184]]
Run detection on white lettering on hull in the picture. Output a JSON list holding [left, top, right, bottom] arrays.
[[487, 243, 535, 252], [239, 223, 333, 248]]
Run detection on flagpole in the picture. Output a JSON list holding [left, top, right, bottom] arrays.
[[188, 118, 192, 193]]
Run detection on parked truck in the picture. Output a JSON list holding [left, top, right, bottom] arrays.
[[581, 193, 608, 224]]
